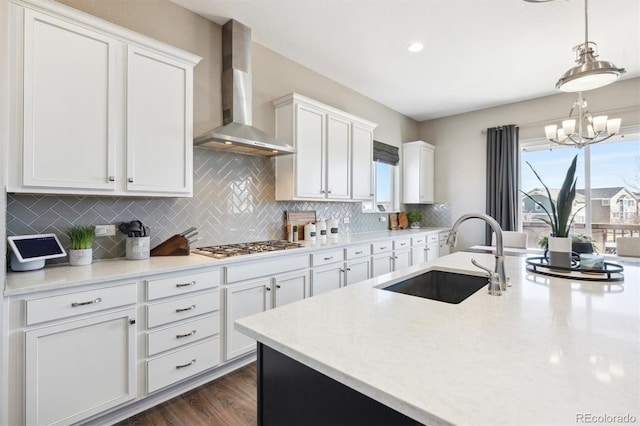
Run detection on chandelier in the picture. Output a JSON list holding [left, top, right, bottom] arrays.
[[554, 0, 626, 92], [544, 92, 621, 148]]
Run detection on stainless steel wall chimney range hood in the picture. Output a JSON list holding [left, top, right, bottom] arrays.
[[194, 20, 295, 156]]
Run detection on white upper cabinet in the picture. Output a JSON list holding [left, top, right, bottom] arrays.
[[8, 0, 200, 197], [351, 123, 375, 200], [126, 46, 193, 194], [402, 140, 435, 204], [21, 9, 118, 191], [273, 93, 377, 201]]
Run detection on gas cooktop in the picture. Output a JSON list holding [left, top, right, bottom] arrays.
[[193, 240, 304, 259]]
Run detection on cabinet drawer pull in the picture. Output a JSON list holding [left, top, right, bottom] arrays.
[[108, 176, 115, 182], [176, 330, 197, 339], [176, 304, 196, 313], [71, 297, 102, 307], [399, 243, 407, 246], [355, 251, 363, 255], [380, 246, 387, 250], [176, 281, 196, 288], [324, 256, 333, 261], [176, 359, 196, 369], [128, 177, 134, 183]]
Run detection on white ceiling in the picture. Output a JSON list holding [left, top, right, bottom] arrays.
[[169, 0, 640, 121]]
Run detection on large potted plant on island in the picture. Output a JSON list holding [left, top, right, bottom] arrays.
[[521, 154, 582, 269]]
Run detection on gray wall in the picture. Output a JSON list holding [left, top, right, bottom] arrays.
[[419, 77, 640, 249]]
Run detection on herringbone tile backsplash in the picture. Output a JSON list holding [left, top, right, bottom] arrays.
[[7, 148, 451, 261]]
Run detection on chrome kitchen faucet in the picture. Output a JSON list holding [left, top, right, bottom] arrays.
[[447, 213, 508, 294]]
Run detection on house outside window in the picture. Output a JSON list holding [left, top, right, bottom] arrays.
[[520, 127, 640, 252]]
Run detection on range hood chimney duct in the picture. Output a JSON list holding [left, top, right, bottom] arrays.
[[194, 20, 295, 156]]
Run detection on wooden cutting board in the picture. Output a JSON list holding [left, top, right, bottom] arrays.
[[398, 212, 409, 229]]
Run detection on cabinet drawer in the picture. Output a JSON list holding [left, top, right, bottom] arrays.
[[147, 270, 219, 301], [147, 290, 219, 328], [427, 233, 439, 244], [345, 244, 370, 259], [411, 235, 426, 246], [393, 238, 411, 250], [147, 336, 220, 394], [311, 249, 344, 266], [147, 313, 220, 356], [26, 283, 136, 325], [372, 240, 392, 254], [226, 255, 309, 284]]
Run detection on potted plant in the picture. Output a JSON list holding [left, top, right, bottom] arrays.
[[521, 154, 582, 268], [407, 210, 422, 229], [572, 234, 597, 254], [68, 225, 95, 266]]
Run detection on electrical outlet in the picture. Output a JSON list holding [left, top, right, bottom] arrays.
[[95, 224, 116, 237], [343, 217, 350, 224], [379, 216, 387, 222]]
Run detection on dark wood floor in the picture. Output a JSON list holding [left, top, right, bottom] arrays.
[[116, 363, 257, 426]]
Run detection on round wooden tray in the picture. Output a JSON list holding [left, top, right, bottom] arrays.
[[525, 256, 624, 282]]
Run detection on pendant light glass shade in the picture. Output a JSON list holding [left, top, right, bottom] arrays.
[[555, 0, 626, 92], [556, 43, 626, 92]]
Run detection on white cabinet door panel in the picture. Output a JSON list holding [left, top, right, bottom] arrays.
[[311, 263, 343, 296], [274, 270, 309, 307], [345, 258, 370, 286], [22, 9, 117, 190], [351, 124, 373, 200], [225, 279, 272, 360], [294, 104, 325, 199], [326, 114, 351, 199], [127, 46, 192, 194], [25, 308, 136, 426]]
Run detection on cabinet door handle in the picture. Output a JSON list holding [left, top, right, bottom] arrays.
[[355, 251, 363, 255], [347, 268, 351, 271], [266, 287, 271, 291], [176, 330, 197, 339], [176, 304, 196, 313], [324, 256, 333, 261], [108, 176, 115, 182], [128, 177, 134, 183], [340, 268, 345, 273], [393, 256, 399, 259], [327, 190, 332, 194], [71, 297, 102, 307], [176, 359, 196, 369], [276, 284, 281, 289], [176, 281, 196, 288]]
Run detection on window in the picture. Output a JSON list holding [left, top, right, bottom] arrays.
[[362, 161, 399, 212], [520, 126, 640, 251], [363, 141, 400, 213]]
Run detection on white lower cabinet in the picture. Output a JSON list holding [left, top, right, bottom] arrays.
[[144, 270, 221, 394], [344, 257, 371, 285], [224, 267, 309, 361], [393, 249, 411, 271], [311, 262, 344, 295], [25, 308, 137, 426]]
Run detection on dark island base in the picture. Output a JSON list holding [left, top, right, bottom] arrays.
[[257, 343, 422, 425]]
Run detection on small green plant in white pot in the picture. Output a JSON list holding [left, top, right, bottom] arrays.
[[407, 210, 422, 229], [68, 225, 95, 266]]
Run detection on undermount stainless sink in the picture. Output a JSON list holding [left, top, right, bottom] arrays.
[[382, 270, 487, 304]]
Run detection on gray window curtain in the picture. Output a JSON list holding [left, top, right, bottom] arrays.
[[486, 124, 520, 245]]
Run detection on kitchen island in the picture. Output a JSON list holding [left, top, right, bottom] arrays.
[[236, 252, 639, 425]]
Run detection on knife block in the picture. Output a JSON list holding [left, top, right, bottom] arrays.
[[150, 235, 190, 256]]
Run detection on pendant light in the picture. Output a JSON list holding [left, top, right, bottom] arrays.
[[555, 0, 626, 92]]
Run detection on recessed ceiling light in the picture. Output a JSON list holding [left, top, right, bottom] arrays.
[[407, 42, 424, 53]]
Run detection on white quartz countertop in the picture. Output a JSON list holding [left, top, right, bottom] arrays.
[[236, 252, 639, 426], [4, 228, 448, 296]]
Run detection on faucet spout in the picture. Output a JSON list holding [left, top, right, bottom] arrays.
[[448, 213, 508, 291]]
